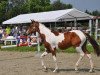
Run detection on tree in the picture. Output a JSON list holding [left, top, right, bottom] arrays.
[[66, 4, 73, 9], [51, 0, 73, 10], [0, 1, 7, 24], [0, 0, 7, 3], [85, 9, 100, 16], [8, 0, 26, 7], [26, 0, 52, 12], [39, 0, 51, 11], [92, 10, 100, 16], [85, 10, 92, 15]]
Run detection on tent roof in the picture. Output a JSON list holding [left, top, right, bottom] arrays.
[[2, 8, 93, 24]]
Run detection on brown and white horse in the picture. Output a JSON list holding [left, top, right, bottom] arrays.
[[27, 20, 100, 72]]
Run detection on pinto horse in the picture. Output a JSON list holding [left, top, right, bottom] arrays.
[[26, 20, 100, 72]]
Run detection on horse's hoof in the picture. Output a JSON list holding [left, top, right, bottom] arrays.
[[42, 67, 48, 72], [53, 70, 56, 73], [89, 70, 95, 73], [43, 69, 48, 72], [75, 66, 78, 71], [89, 68, 95, 73], [75, 70, 79, 73], [53, 69, 59, 73], [75, 68, 79, 73]]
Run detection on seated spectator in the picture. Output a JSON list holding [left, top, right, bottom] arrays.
[[0, 27, 3, 39], [2, 30, 8, 39]]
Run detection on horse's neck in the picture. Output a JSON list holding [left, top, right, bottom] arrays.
[[39, 23, 53, 36]]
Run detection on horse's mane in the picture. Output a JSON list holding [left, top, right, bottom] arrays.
[[39, 23, 68, 36], [38, 23, 54, 36], [51, 30, 59, 36], [39, 23, 51, 32]]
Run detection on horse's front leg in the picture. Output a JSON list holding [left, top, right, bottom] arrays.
[[51, 48, 58, 72], [40, 48, 48, 70], [52, 55, 58, 72]]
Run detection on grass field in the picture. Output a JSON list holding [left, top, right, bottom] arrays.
[[0, 45, 94, 53]]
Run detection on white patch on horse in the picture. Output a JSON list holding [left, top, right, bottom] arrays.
[[39, 23, 64, 49], [55, 33, 64, 48], [70, 30, 86, 47], [69, 30, 86, 54]]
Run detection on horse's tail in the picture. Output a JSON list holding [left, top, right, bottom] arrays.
[[85, 33, 100, 56]]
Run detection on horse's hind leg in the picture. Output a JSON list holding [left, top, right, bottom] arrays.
[[75, 47, 85, 71], [86, 54, 94, 72], [82, 42, 94, 72]]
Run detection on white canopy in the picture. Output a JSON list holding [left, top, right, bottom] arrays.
[[2, 8, 93, 24]]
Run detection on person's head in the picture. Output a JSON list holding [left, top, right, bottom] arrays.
[[0, 27, 2, 29]]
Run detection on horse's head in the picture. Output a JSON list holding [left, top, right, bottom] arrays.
[[27, 20, 39, 35]]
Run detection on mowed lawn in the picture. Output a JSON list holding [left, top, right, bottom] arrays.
[[0, 45, 94, 53]]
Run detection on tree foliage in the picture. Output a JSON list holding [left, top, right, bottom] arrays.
[[0, 0, 72, 24], [26, 0, 51, 12], [92, 10, 100, 16], [85, 9, 100, 16], [0, 1, 7, 23], [51, 0, 73, 10]]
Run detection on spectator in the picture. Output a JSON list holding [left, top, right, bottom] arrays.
[[2, 30, 7, 39], [6, 26, 11, 36], [10, 26, 15, 36], [0, 27, 3, 39]]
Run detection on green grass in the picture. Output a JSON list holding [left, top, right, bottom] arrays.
[[0, 45, 45, 52], [0, 45, 94, 53], [57, 45, 94, 53]]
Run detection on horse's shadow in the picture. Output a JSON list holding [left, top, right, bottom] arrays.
[[46, 68, 100, 73], [95, 68, 100, 71]]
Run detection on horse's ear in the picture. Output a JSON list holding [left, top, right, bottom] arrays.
[[31, 20, 35, 23]]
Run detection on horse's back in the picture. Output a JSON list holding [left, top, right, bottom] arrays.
[[70, 30, 86, 39]]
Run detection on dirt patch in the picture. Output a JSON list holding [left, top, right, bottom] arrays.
[[0, 51, 99, 75]]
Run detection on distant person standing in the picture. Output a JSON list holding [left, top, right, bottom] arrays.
[[0, 27, 3, 39], [13, 26, 19, 38], [6, 26, 11, 36]]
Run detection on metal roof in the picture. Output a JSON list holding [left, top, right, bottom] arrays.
[[2, 8, 93, 24]]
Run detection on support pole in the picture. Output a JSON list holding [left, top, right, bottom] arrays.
[[89, 19, 92, 36], [95, 19, 98, 40], [64, 21, 67, 29], [74, 18, 77, 29], [55, 22, 57, 28], [50, 23, 52, 29]]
